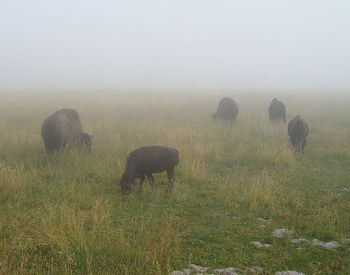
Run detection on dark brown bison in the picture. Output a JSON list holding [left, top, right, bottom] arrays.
[[212, 97, 239, 122], [41, 108, 92, 159], [288, 115, 309, 154], [269, 98, 286, 122], [120, 146, 179, 194]]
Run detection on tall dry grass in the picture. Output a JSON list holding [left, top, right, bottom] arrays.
[[0, 92, 349, 274]]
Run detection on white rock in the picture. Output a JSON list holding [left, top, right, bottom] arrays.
[[312, 239, 340, 249], [252, 241, 272, 248], [171, 271, 185, 275], [252, 241, 262, 248], [273, 229, 293, 238], [214, 267, 238, 274], [182, 269, 192, 275], [246, 267, 264, 274], [341, 238, 350, 244], [189, 264, 208, 273], [290, 238, 310, 244], [275, 271, 305, 275]]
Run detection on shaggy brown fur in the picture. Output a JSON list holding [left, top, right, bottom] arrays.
[[41, 108, 92, 159], [269, 98, 286, 123], [120, 146, 179, 194], [212, 97, 239, 122], [288, 115, 309, 155]]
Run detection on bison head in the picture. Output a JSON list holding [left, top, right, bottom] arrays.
[[79, 133, 93, 151], [120, 173, 133, 194]]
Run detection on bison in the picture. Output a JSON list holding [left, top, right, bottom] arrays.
[[41, 108, 92, 159], [212, 97, 239, 122], [288, 115, 309, 155], [120, 146, 179, 194], [269, 98, 286, 123]]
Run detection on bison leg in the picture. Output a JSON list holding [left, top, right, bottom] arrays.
[[46, 141, 63, 162], [46, 149, 55, 163], [57, 143, 65, 161], [294, 142, 303, 155], [138, 174, 145, 193], [291, 138, 299, 155], [302, 138, 307, 154], [166, 169, 175, 193], [146, 173, 154, 189]]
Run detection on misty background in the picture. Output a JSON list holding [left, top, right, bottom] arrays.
[[0, 0, 349, 92]]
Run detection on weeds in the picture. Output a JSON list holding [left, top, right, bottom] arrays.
[[0, 92, 349, 274]]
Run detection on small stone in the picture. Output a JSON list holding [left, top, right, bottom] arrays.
[[290, 238, 310, 244], [312, 239, 339, 249], [178, 268, 192, 275], [252, 241, 263, 248], [252, 241, 272, 248], [246, 266, 264, 274], [189, 264, 208, 273], [214, 267, 238, 274], [182, 269, 192, 275], [170, 271, 185, 275], [340, 187, 350, 191], [275, 272, 305, 275], [273, 229, 293, 238], [341, 238, 350, 244]]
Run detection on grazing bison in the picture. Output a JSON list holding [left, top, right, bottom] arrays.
[[41, 108, 92, 159], [269, 98, 286, 122], [288, 115, 309, 155], [212, 97, 239, 122], [120, 146, 179, 194]]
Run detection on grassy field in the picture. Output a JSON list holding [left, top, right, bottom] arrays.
[[0, 91, 349, 274]]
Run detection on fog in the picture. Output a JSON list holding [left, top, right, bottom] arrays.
[[1, 0, 349, 92]]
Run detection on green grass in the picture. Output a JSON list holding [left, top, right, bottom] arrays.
[[0, 92, 349, 274]]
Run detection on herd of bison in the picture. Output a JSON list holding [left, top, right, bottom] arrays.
[[40, 97, 309, 194]]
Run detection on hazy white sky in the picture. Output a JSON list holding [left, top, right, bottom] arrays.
[[0, 0, 349, 91]]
